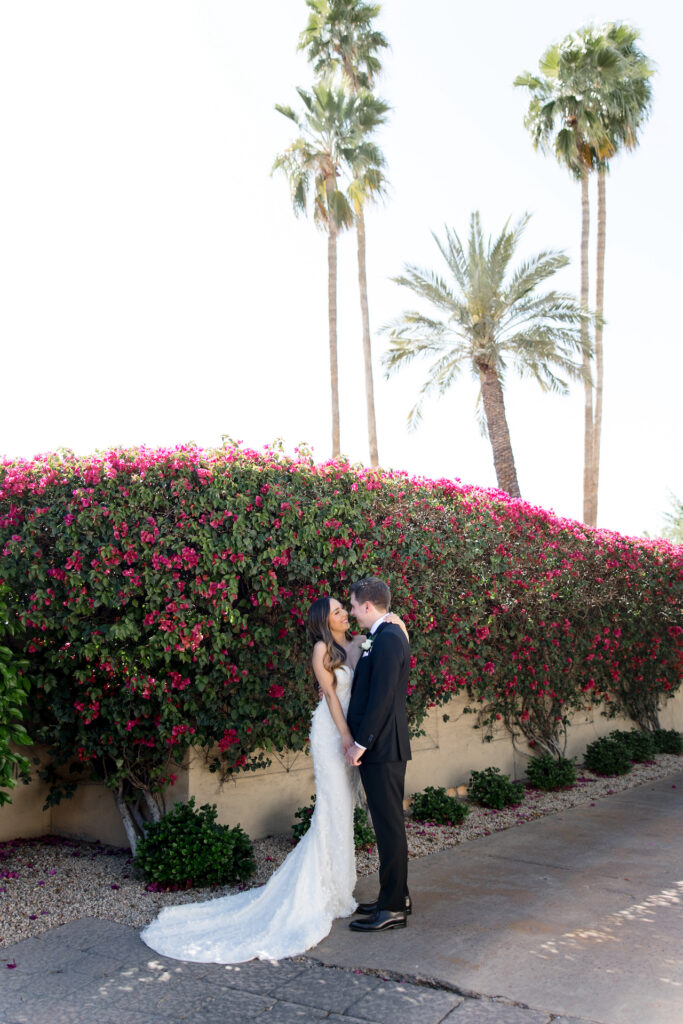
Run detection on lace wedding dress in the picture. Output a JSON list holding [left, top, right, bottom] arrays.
[[140, 664, 358, 962]]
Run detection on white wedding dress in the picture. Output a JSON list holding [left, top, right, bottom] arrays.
[[140, 664, 358, 962]]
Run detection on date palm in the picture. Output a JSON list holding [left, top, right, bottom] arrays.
[[273, 81, 386, 457], [383, 213, 592, 498], [515, 23, 653, 524], [299, 0, 390, 467]]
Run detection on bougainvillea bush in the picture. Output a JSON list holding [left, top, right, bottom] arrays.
[[1, 442, 681, 847], [0, 584, 31, 805]]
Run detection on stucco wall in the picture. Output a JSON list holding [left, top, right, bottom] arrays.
[[2, 691, 682, 848]]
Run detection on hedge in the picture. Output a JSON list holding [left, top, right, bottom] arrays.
[[1, 443, 681, 844]]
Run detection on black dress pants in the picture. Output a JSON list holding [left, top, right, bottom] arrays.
[[359, 760, 408, 912]]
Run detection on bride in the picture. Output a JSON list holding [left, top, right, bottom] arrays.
[[140, 596, 407, 963]]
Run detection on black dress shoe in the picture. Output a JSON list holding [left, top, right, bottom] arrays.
[[355, 895, 412, 916], [349, 909, 407, 932]]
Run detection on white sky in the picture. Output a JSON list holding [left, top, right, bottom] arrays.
[[0, 0, 680, 538]]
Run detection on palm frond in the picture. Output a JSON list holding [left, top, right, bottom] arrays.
[[391, 266, 465, 319], [386, 210, 588, 441]]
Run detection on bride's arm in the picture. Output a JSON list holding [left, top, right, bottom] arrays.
[[312, 642, 354, 751], [385, 612, 410, 642]]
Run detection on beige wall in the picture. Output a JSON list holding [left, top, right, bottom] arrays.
[[0, 747, 51, 841], [2, 691, 682, 848]]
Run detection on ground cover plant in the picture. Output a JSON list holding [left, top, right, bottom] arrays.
[[411, 785, 469, 825], [468, 767, 525, 809], [652, 729, 683, 754], [583, 736, 632, 776], [291, 794, 376, 851], [609, 729, 657, 763], [525, 753, 577, 791], [132, 797, 255, 889], [1, 443, 682, 847]]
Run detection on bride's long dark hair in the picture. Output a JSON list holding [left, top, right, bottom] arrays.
[[308, 597, 347, 685]]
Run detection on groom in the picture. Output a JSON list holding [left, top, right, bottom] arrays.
[[345, 576, 412, 931]]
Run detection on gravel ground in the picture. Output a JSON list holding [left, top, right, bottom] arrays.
[[1, 754, 681, 950]]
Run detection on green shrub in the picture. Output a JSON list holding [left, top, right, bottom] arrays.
[[583, 736, 632, 776], [525, 754, 577, 791], [133, 797, 255, 888], [652, 728, 683, 754], [291, 795, 317, 843], [292, 795, 376, 851], [352, 806, 376, 850], [411, 785, 469, 825], [468, 767, 525, 809], [609, 729, 656, 763]]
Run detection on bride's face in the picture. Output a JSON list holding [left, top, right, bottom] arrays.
[[328, 598, 349, 633]]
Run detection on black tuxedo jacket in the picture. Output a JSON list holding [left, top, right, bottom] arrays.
[[346, 622, 412, 763]]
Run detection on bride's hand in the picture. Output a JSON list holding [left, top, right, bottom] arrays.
[[341, 732, 354, 753], [385, 612, 409, 641]]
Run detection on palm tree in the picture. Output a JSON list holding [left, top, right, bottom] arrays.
[[273, 81, 386, 457], [662, 494, 683, 545], [516, 46, 610, 521], [345, 142, 388, 466], [515, 23, 653, 524], [383, 213, 592, 498], [590, 27, 653, 523], [299, 0, 390, 467], [299, 0, 389, 92]]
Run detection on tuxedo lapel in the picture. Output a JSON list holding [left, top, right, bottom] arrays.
[[353, 621, 386, 690]]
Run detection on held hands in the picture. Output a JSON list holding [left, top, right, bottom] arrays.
[[342, 732, 362, 765], [344, 740, 363, 767]]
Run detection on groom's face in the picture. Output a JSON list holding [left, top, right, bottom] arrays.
[[349, 593, 372, 629]]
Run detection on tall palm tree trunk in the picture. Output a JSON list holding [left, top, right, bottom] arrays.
[[580, 169, 594, 525], [355, 207, 379, 466], [479, 365, 521, 498], [580, 168, 594, 525], [327, 189, 341, 457], [590, 167, 606, 526]]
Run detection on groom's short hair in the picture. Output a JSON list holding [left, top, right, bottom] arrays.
[[350, 576, 391, 610]]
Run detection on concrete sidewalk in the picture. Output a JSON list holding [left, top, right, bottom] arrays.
[[1, 772, 682, 1024]]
